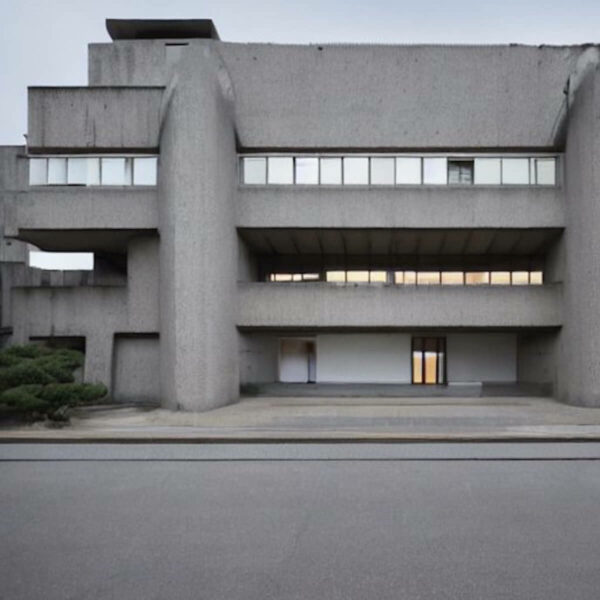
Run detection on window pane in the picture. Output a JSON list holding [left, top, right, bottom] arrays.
[[417, 271, 441, 285], [101, 158, 126, 185], [267, 157, 293, 184], [133, 157, 157, 185], [474, 158, 501, 184], [87, 158, 100, 185], [295, 157, 319, 185], [67, 158, 89, 185], [320, 158, 342, 184], [343, 157, 369, 184], [423, 158, 447, 185], [29, 158, 47, 185], [530, 271, 543, 285], [396, 157, 421, 184], [47, 158, 67, 184], [412, 352, 423, 384], [274, 274, 292, 282], [490, 271, 511, 285], [369, 271, 387, 283], [465, 272, 490, 285], [303, 273, 320, 281], [404, 271, 417, 284], [370, 158, 395, 185], [326, 271, 345, 282], [441, 272, 464, 285], [347, 270, 369, 282], [512, 271, 529, 285], [243, 157, 266, 184], [448, 160, 473, 184], [502, 158, 529, 184], [394, 271, 404, 284], [536, 158, 556, 185]]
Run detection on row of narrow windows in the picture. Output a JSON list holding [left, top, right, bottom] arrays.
[[29, 156, 158, 186], [268, 270, 544, 285], [241, 155, 557, 186]]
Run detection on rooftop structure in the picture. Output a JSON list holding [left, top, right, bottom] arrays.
[[1, 19, 600, 409]]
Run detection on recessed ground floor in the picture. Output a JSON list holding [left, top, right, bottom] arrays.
[[239, 331, 556, 391]]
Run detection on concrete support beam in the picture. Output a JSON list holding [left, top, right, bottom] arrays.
[[158, 43, 238, 411]]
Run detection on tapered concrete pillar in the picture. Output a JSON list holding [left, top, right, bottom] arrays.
[[559, 64, 600, 406], [158, 43, 238, 411]]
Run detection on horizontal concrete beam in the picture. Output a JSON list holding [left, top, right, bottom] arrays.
[[11, 188, 158, 231], [237, 283, 562, 329], [28, 87, 164, 151], [237, 186, 565, 229]]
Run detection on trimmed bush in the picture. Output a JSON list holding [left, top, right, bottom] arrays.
[[3, 345, 50, 359], [0, 385, 50, 414], [0, 363, 55, 392], [40, 383, 108, 407]]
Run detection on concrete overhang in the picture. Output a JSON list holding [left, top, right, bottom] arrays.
[[238, 228, 562, 256], [237, 186, 565, 230], [238, 283, 563, 329], [106, 19, 220, 41], [15, 230, 156, 253]]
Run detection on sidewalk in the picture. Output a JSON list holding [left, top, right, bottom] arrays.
[[2, 395, 600, 442]]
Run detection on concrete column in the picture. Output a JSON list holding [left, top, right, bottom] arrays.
[[158, 43, 238, 411], [559, 65, 600, 406]]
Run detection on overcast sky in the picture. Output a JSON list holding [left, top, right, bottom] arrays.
[[3, 0, 600, 268]]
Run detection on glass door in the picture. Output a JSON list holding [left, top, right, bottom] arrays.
[[412, 337, 446, 384]]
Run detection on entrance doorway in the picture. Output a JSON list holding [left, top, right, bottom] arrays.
[[412, 337, 446, 384], [279, 339, 316, 383]]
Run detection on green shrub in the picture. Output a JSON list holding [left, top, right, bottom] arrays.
[[0, 385, 50, 413], [0, 363, 55, 392], [3, 345, 50, 359], [0, 353, 21, 368], [40, 383, 108, 407]]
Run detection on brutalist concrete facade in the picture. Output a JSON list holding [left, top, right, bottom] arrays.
[[2, 19, 600, 408]]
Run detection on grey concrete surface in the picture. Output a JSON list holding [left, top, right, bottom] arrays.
[[2, 444, 600, 599], [238, 283, 562, 328]]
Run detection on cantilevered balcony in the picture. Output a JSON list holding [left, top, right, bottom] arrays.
[[237, 282, 562, 329]]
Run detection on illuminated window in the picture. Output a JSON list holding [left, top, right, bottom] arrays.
[[369, 271, 388, 283], [530, 271, 543, 285], [274, 274, 292, 282], [101, 158, 127, 185], [441, 272, 464, 285], [512, 271, 529, 285], [490, 271, 511, 285], [133, 157, 157, 185], [465, 272, 490, 285], [394, 271, 404, 285], [417, 271, 441, 285], [326, 271, 346, 282], [412, 337, 446, 385], [404, 271, 417, 285], [535, 159, 556, 185], [346, 270, 370, 283]]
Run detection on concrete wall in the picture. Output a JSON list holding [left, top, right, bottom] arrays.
[[558, 65, 600, 405], [238, 283, 562, 329], [447, 333, 516, 383], [89, 41, 579, 149], [112, 335, 160, 403], [517, 332, 557, 385], [237, 186, 564, 230], [28, 87, 164, 151], [239, 333, 279, 384], [316, 334, 411, 383], [158, 43, 239, 411]]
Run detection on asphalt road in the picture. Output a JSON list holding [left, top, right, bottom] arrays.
[[1, 443, 600, 599]]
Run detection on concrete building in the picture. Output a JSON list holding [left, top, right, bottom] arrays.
[[2, 19, 600, 409]]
